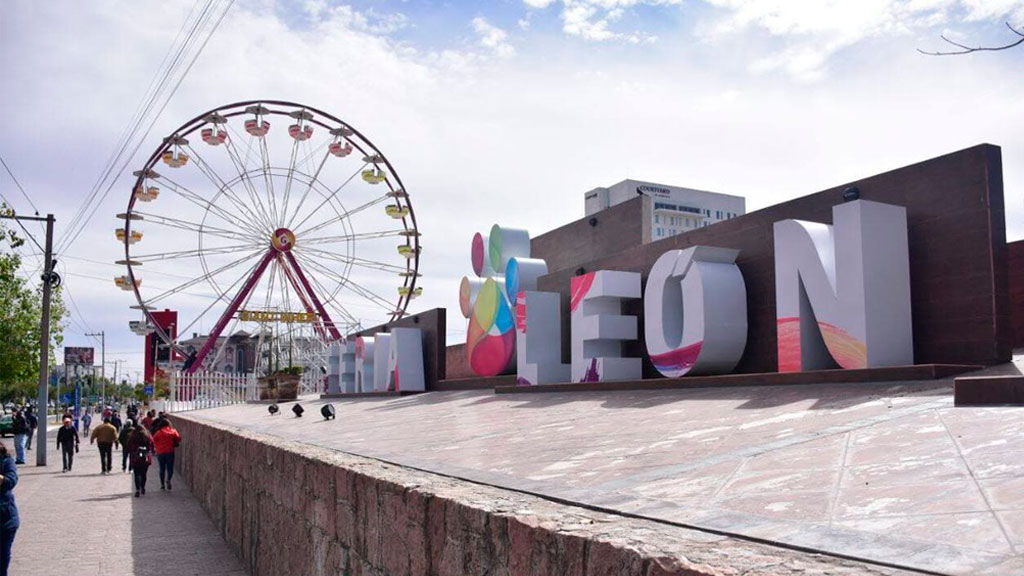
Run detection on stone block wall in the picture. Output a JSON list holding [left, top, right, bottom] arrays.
[[171, 413, 902, 576]]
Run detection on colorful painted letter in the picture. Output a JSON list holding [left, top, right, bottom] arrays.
[[644, 246, 748, 377], [774, 199, 913, 372], [570, 271, 642, 383], [515, 291, 570, 386]]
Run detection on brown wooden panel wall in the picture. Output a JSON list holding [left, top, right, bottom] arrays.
[[536, 144, 1011, 375], [350, 308, 446, 390], [1010, 240, 1024, 349]]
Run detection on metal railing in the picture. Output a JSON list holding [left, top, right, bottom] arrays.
[[166, 371, 258, 413]]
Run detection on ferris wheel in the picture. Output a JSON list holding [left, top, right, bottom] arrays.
[[117, 100, 422, 374]]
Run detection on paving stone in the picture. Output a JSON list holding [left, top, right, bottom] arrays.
[[9, 442, 247, 576]]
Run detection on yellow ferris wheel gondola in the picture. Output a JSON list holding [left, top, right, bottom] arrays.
[[115, 228, 143, 244], [114, 276, 141, 291], [398, 286, 423, 299], [385, 204, 410, 219], [397, 245, 420, 259], [134, 185, 159, 202], [362, 167, 387, 184]]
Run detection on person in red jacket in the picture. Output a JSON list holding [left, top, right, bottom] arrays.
[[152, 419, 181, 491]]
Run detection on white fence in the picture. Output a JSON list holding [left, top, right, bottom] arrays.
[[166, 371, 258, 413]]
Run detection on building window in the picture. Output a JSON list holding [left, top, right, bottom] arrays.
[[655, 214, 660, 224]]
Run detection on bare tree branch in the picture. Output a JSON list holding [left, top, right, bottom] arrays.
[[919, 21, 1024, 56]]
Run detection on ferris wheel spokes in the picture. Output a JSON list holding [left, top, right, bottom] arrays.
[[221, 127, 277, 231], [142, 248, 266, 306], [131, 210, 260, 244], [185, 143, 275, 234], [156, 173, 266, 239], [299, 229, 407, 247], [130, 242, 264, 263], [299, 245, 408, 274], [296, 192, 388, 238], [294, 252, 398, 313], [289, 163, 368, 231]]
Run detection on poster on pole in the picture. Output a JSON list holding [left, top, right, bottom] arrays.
[[64, 347, 95, 366]]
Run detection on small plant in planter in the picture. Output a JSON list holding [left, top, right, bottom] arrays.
[[258, 366, 303, 400]]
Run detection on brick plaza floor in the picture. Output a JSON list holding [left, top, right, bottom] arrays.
[[190, 354, 1024, 575], [9, 435, 247, 576]]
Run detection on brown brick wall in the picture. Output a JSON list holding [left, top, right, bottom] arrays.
[[170, 414, 902, 576], [531, 195, 650, 275], [1010, 240, 1024, 348], [536, 144, 1011, 375]]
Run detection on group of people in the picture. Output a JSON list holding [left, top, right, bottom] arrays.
[[0, 406, 184, 576], [55, 409, 181, 497]]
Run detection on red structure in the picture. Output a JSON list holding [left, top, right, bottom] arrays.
[[144, 309, 178, 384]]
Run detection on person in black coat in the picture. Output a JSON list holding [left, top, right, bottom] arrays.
[[0, 439, 19, 576], [55, 418, 80, 473], [23, 409, 37, 452]]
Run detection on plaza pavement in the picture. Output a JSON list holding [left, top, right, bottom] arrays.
[[188, 354, 1024, 576], [10, 437, 247, 576]]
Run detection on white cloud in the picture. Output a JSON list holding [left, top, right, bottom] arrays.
[[472, 17, 517, 58], [700, 0, 1024, 79], [525, 0, 681, 43]]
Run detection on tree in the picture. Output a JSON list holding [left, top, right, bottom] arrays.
[[920, 22, 1024, 56], [0, 203, 66, 403]]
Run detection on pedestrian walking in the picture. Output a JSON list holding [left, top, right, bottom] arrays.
[[23, 409, 37, 452], [118, 420, 135, 473], [89, 418, 118, 474], [0, 440, 20, 576], [82, 411, 92, 436], [110, 411, 122, 433], [55, 418, 79, 473], [126, 426, 155, 497], [142, 410, 155, 433], [10, 412, 26, 466], [152, 419, 181, 491]]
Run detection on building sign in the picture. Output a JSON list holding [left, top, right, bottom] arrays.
[[238, 310, 318, 323], [64, 347, 95, 366], [461, 199, 914, 383], [636, 184, 670, 197]]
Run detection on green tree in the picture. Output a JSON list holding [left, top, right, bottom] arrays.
[[0, 203, 66, 403]]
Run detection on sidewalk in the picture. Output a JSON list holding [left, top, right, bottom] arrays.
[[9, 438, 247, 576]]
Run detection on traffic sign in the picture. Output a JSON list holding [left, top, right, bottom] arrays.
[[144, 385, 154, 396]]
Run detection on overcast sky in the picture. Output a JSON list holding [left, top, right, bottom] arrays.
[[1, 0, 1022, 381]]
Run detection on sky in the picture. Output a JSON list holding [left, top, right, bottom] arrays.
[[1, 0, 1022, 382]]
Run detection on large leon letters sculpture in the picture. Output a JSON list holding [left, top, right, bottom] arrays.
[[570, 270, 642, 382], [774, 199, 913, 372], [644, 246, 748, 377]]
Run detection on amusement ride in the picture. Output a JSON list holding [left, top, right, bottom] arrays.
[[116, 100, 421, 376]]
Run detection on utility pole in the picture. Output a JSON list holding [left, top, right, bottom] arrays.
[[2, 214, 60, 467], [85, 331, 105, 406]]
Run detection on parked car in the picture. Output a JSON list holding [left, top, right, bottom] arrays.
[[0, 415, 13, 437]]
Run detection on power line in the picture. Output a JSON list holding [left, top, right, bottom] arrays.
[[56, 0, 235, 255], [0, 153, 40, 215]]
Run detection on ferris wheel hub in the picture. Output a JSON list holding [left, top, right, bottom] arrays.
[[271, 228, 296, 252]]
